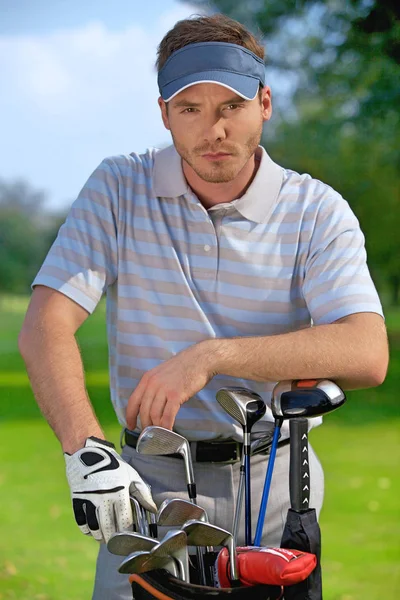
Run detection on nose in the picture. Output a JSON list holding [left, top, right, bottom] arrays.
[[201, 115, 227, 144]]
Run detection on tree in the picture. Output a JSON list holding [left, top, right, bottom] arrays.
[[0, 179, 65, 294], [181, 0, 400, 302]]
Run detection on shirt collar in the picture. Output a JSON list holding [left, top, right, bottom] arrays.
[[153, 144, 284, 224]]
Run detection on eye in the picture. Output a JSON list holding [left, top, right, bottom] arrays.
[[181, 107, 198, 113], [224, 104, 243, 110]]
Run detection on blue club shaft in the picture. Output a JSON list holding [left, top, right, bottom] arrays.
[[253, 419, 282, 546]]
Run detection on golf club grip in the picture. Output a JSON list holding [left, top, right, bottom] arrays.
[[289, 418, 310, 512]]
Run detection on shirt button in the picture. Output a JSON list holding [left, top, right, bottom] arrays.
[[204, 244, 211, 252]]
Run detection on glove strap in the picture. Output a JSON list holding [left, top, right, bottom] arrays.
[[88, 436, 116, 449]]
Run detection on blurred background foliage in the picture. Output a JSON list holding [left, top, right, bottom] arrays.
[[184, 0, 400, 303], [0, 180, 66, 294]]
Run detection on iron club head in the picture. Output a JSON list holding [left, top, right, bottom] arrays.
[[118, 550, 179, 577], [157, 498, 208, 527], [149, 529, 190, 582], [136, 427, 196, 499], [181, 519, 239, 583], [107, 532, 157, 556]]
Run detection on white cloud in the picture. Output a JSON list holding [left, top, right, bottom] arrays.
[[0, 2, 202, 208], [16, 38, 73, 106], [0, 21, 159, 117]]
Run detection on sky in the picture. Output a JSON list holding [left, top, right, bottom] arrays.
[[0, 0, 211, 210], [0, 0, 296, 212]]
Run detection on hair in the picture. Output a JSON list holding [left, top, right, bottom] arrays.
[[156, 14, 265, 72]]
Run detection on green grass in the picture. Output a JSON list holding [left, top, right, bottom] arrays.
[[1, 296, 399, 599], [311, 424, 400, 599]]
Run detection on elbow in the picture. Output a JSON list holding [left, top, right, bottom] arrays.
[[363, 368, 387, 388], [338, 314, 389, 390], [342, 350, 389, 391], [362, 349, 389, 388], [370, 361, 389, 387]]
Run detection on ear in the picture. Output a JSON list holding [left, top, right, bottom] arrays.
[[260, 86, 272, 122], [158, 97, 171, 130]]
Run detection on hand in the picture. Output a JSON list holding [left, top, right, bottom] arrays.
[[64, 437, 157, 543], [126, 341, 215, 431]]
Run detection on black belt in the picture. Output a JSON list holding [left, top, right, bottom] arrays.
[[123, 429, 289, 463]]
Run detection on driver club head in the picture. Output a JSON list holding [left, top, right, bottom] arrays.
[[216, 387, 266, 440], [271, 379, 345, 418]]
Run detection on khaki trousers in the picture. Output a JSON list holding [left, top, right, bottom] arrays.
[[92, 440, 324, 600]]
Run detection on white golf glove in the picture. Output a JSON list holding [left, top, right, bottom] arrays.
[[64, 436, 156, 543]]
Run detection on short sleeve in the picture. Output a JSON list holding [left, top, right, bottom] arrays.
[[31, 159, 119, 314], [303, 193, 383, 324]]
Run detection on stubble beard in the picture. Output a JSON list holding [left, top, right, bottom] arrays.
[[171, 121, 263, 184]]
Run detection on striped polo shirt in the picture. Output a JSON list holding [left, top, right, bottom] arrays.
[[32, 144, 383, 442]]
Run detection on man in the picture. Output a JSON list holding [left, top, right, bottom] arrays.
[[19, 13, 388, 600]]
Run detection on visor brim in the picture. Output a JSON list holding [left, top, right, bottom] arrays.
[[161, 71, 261, 102]]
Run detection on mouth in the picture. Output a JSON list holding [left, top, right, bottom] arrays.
[[202, 152, 232, 161]]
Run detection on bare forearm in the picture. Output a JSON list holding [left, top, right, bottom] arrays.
[[207, 314, 388, 390], [19, 327, 104, 453]]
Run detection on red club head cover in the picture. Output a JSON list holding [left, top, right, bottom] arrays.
[[217, 546, 317, 587]]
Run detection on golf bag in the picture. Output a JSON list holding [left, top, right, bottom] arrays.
[[130, 569, 283, 600]]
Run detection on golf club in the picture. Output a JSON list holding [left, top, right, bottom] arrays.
[[130, 496, 147, 536], [231, 431, 275, 544], [253, 415, 283, 546], [254, 378, 346, 546], [136, 427, 196, 502], [146, 485, 158, 537], [136, 426, 207, 585], [140, 506, 150, 537], [118, 550, 180, 577], [182, 519, 240, 585], [282, 416, 323, 599], [289, 418, 311, 513], [149, 529, 190, 582], [216, 387, 266, 546], [147, 511, 158, 538], [157, 498, 208, 527], [107, 532, 157, 556], [272, 379, 345, 419]]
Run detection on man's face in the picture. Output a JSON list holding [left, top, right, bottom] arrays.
[[158, 83, 272, 184]]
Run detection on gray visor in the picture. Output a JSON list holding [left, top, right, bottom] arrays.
[[158, 42, 265, 102]]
